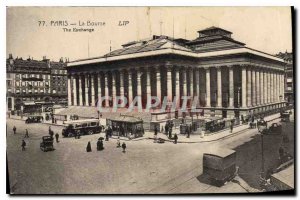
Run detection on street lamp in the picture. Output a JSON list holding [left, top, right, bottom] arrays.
[[257, 119, 267, 188]]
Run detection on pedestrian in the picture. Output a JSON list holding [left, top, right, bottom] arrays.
[[174, 133, 178, 144], [116, 137, 121, 148], [154, 127, 158, 142], [97, 139, 104, 151], [86, 141, 92, 152], [13, 126, 16, 134], [122, 142, 126, 153], [186, 126, 190, 138], [21, 139, 26, 151], [55, 133, 59, 143], [230, 123, 233, 133], [25, 129, 29, 138], [49, 126, 52, 134], [168, 127, 172, 139], [165, 123, 169, 135]]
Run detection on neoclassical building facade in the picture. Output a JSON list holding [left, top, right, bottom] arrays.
[[66, 27, 286, 120]]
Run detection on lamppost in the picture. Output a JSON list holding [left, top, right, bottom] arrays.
[[257, 120, 267, 188]]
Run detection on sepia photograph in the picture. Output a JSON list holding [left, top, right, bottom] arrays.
[[6, 6, 294, 194]]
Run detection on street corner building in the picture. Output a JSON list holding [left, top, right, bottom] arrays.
[[66, 26, 287, 125], [6, 55, 68, 114]]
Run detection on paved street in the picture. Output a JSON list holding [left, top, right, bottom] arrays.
[[6, 113, 294, 194]]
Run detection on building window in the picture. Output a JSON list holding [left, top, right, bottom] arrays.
[[22, 82, 26, 86], [22, 74, 27, 78], [22, 89, 26, 93], [7, 80, 12, 86], [16, 89, 20, 94], [40, 89, 44, 93]]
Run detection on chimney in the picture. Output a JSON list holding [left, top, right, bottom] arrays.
[[8, 53, 13, 59]]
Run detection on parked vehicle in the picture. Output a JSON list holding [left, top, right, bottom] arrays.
[[25, 115, 43, 124], [205, 117, 226, 133], [262, 123, 282, 135], [203, 149, 237, 186], [40, 136, 54, 152], [280, 111, 290, 122], [62, 119, 103, 137]]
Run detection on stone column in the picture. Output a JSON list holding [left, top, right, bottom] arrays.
[[228, 66, 234, 108], [120, 71, 124, 97], [91, 74, 95, 106], [256, 69, 260, 105], [242, 66, 247, 108], [217, 67, 222, 107], [189, 68, 194, 98], [281, 73, 285, 101], [137, 69, 142, 98], [247, 68, 252, 107], [205, 68, 211, 107], [182, 68, 187, 97], [146, 69, 151, 99], [73, 75, 77, 106], [276, 72, 279, 102], [104, 72, 109, 107], [167, 67, 172, 102], [156, 67, 162, 104], [251, 68, 256, 106], [67, 75, 72, 106], [128, 70, 133, 105], [267, 70, 271, 103], [259, 69, 264, 105], [112, 71, 117, 105], [97, 73, 101, 102], [263, 70, 267, 104], [194, 68, 199, 100], [84, 74, 89, 106], [78, 75, 83, 106], [270, 71, 274, 103], [175, 68, 180, 108]]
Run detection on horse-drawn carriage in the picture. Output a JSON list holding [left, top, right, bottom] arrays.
[[40, 136, 54, 152]]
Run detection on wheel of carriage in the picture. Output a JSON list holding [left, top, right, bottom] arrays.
[[68, 132, 74, 137], [88, 130, 94, 135]]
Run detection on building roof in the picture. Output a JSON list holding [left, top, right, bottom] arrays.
[[197, 26, 233, 34], [108, 115, 143, 123], [104, 36, 192, 58], [50, 61, 67, 69], [67, 27, 285, 66], [10, 58, 49, 69]]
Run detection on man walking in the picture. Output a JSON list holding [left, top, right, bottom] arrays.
[[174, 133, 178, 144], [230, 123, 234, 133], [13, 126, 16, 134], [21, 139, 26, 151], [122, 142, 126, 153], [55, 133, 59, 143], [25, 129, 29, 138]]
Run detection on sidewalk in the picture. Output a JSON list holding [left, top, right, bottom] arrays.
[[145, 112, 281, 143]]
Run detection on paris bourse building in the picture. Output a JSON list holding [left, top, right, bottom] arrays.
[[67, 27, 286, 120]]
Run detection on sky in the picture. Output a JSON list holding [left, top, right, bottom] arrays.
[[6, 7, 292, 62]]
